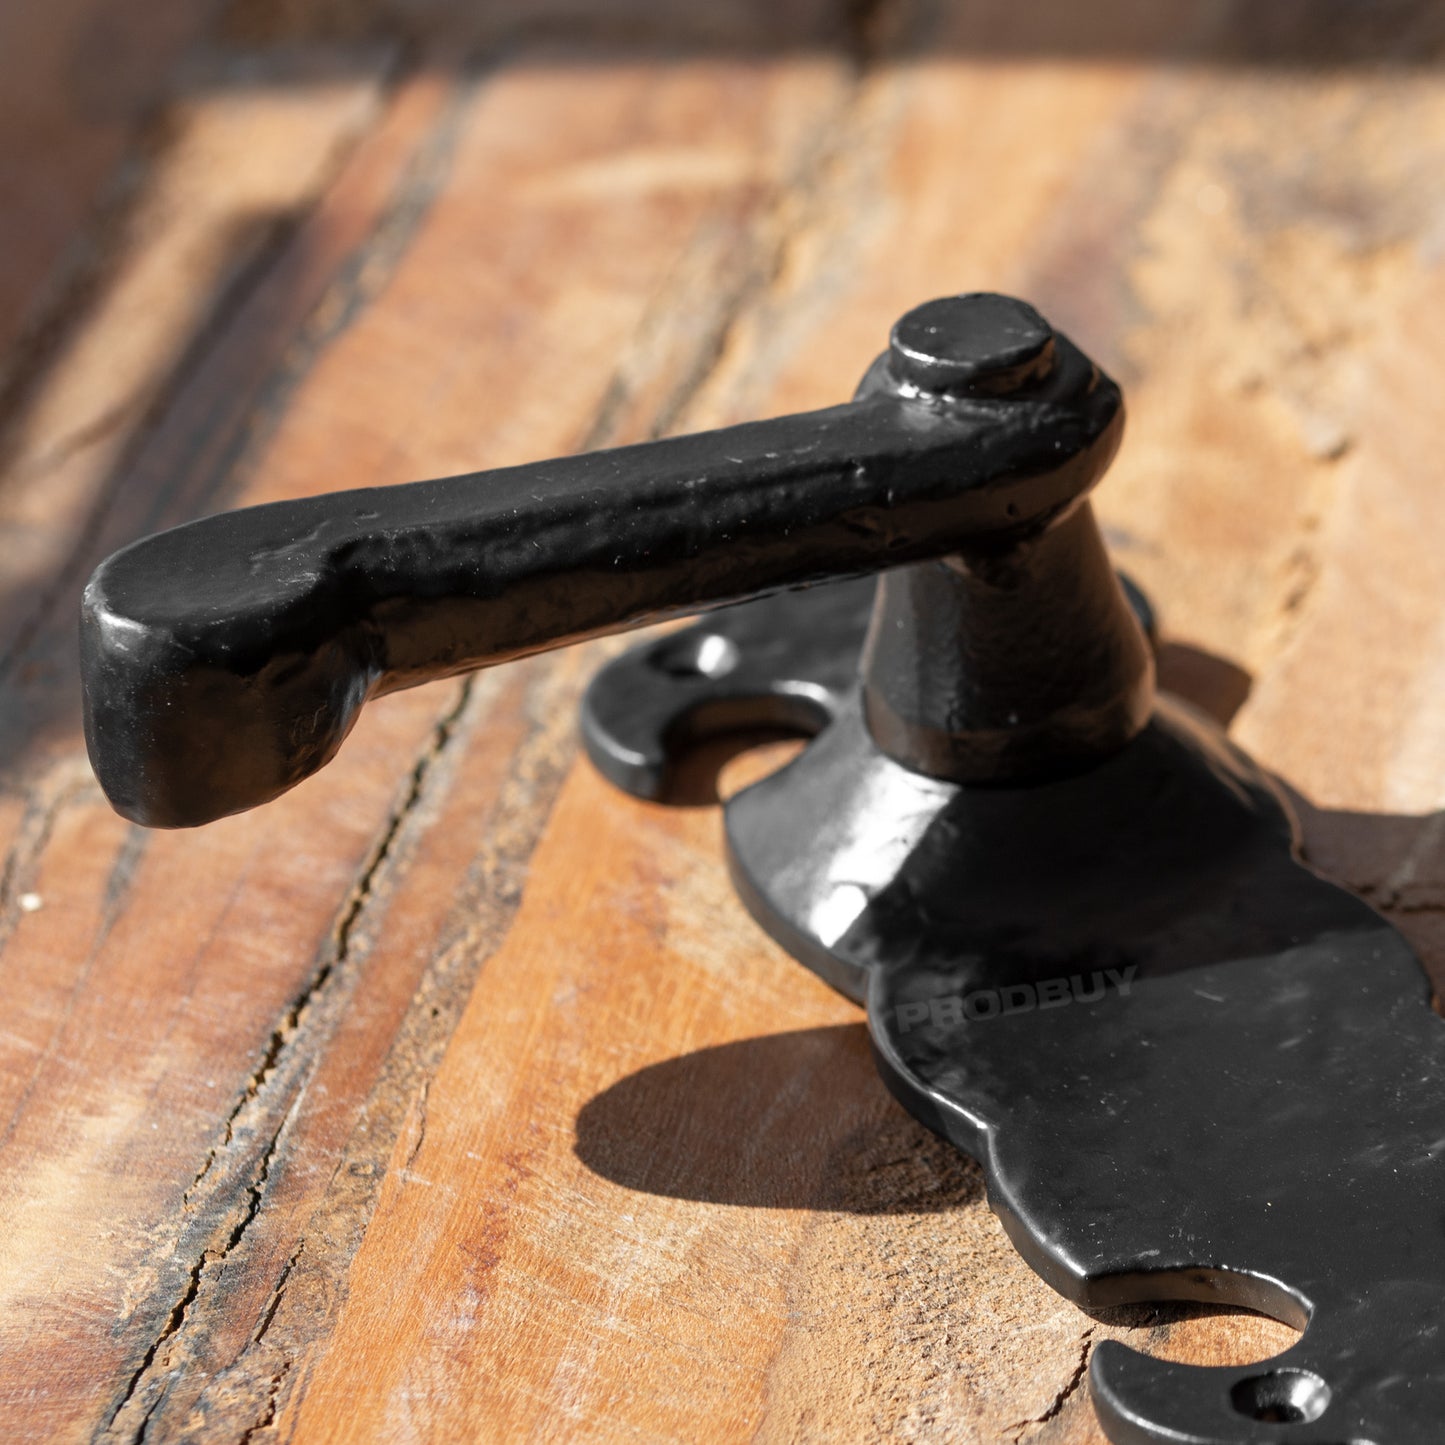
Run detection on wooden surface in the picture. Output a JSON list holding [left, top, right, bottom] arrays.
[[4, 3, 1445, 1440]]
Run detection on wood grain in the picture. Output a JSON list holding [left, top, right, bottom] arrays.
[[2, 2, 1444, 1441]]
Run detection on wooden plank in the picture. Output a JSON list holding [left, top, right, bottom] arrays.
[[4, 2, 1445, 1442], [1237, 263, 1445, 988], [276, 10, 1445, 1444], [0, 0, 213, 366], [0, 54, 430, 773], [0, 49, 423, 1442], [0, 13, 860, 1442], [0, 51, 390, 667], [278, 11, 1445, 1443]]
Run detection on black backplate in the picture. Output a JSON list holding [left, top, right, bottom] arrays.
[[583, 579, 1445, 1445]]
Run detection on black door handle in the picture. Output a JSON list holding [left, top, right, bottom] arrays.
[[81, 293, 1142, 828]]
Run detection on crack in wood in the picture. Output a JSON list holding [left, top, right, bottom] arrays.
[[109, 1094, 297, 1443], [102, 679, 475, 1441], [402, 1077, 430, 1171], [238, 1360, 292, 1445], [253, 1241, 306, 1349], [187, 676, 473, 1208], [1010, 1328, 1094, 1442], [196, 660, 583, 1442]]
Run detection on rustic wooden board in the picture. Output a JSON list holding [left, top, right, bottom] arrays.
[[2, 3, 1444, 1442]]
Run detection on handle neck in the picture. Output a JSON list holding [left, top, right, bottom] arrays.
[[860, 502, 1154, 785]]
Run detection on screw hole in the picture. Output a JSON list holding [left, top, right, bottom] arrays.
[[1230, 1369, 1330, 1424], [649, 633, 740, 680]]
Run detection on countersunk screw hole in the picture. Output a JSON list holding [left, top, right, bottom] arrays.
[[649, 633, 740, 680], [1230, 1369, 1330, 1424]]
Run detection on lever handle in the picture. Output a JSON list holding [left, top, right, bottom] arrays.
[[81, 295, 1127, 827]]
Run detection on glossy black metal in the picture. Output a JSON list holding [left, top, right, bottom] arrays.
[[580, 578, 877, 801], [580, 569, 1157, 801], [591, 589, 1445, 1444], [744, 702, 1445, 1444], [80, 293, 1445, 1443], [859, 504, 1152, 783], [82, 294, 1129, 827], [889, 292, 1058, 395]]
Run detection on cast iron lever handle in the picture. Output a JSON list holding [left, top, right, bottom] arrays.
[[81, 294, 1134, 828], [73, 291, 1445, 1445]]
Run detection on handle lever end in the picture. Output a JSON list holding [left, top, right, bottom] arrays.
[[81, 554, 373, 827]]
